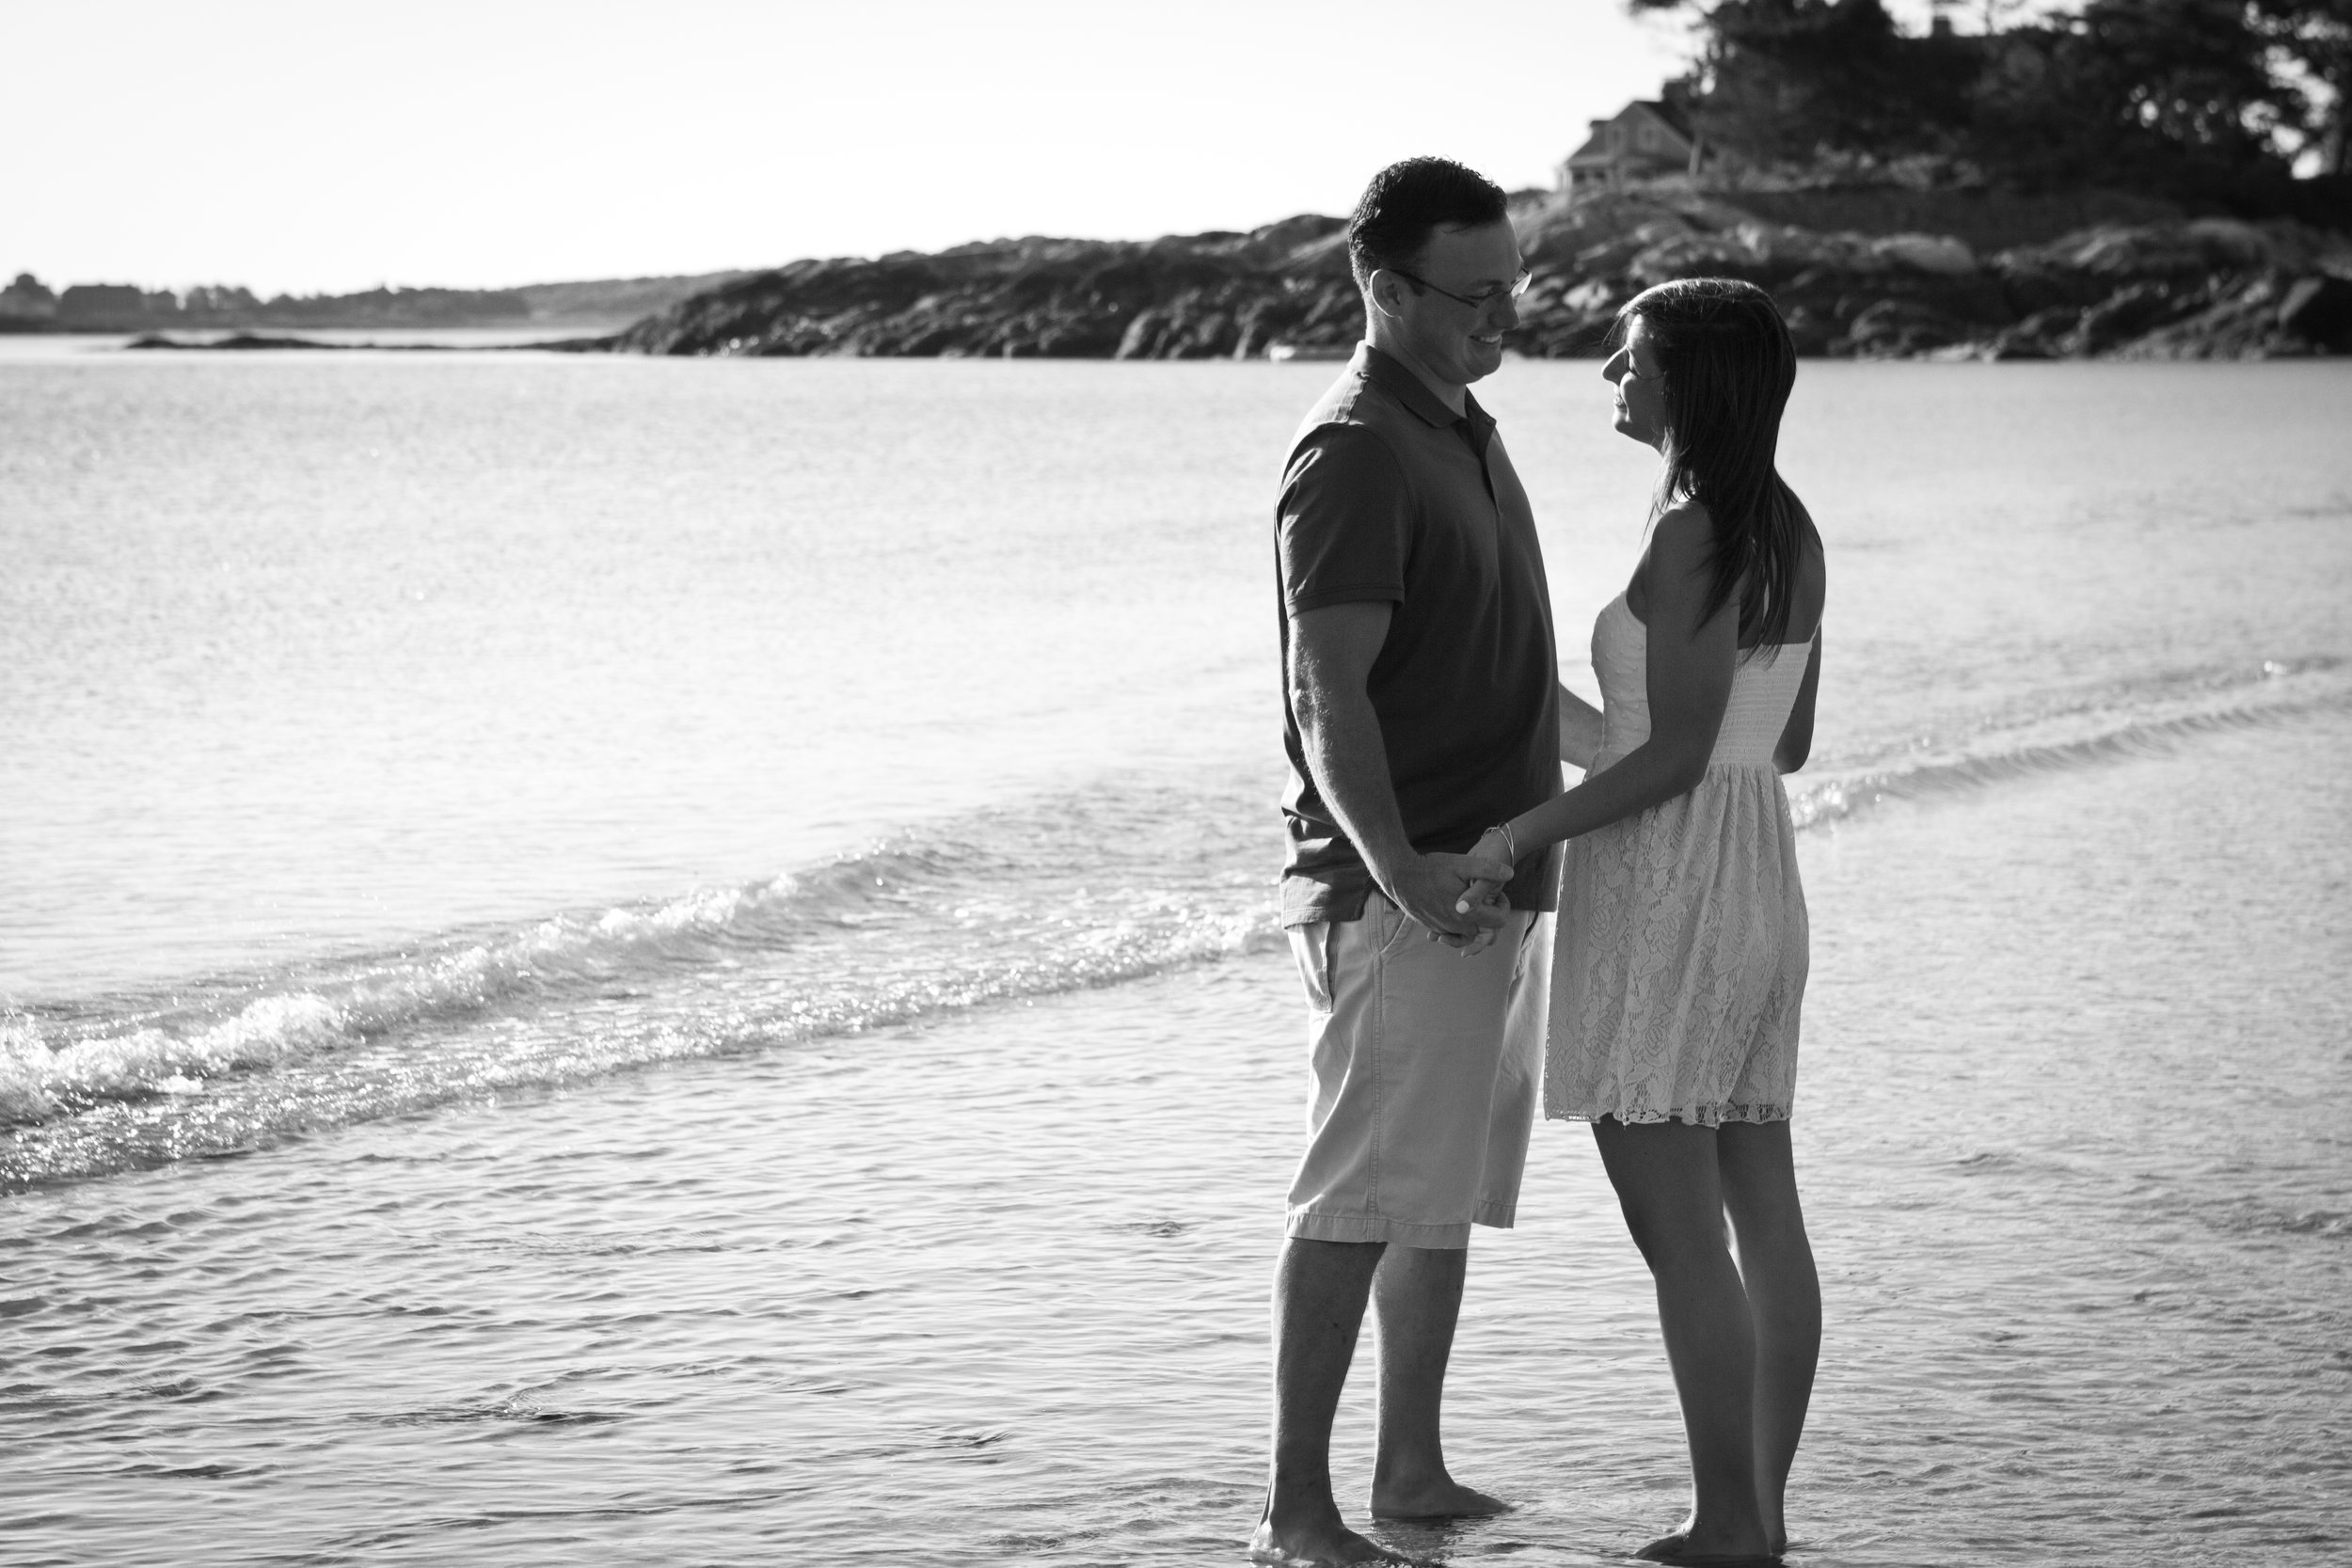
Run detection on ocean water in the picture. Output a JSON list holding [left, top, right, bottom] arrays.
[[2, 350, 2348, 1565]]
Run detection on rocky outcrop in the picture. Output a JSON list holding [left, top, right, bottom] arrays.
[[1503, 192, 2352, 360], [579, 188, 2352, 363], [603, 217, 1361, 359]]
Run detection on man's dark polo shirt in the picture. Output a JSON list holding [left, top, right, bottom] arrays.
[[1276, 342, 1562, 927]]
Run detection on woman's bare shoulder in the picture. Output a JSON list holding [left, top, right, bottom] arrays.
[[1654, 497, 1712, 535], [1645, 502, 1715, 578], [1627, 502, 1711, 614]]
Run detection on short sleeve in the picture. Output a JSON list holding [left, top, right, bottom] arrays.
[[1277, 425, 1411, 616]]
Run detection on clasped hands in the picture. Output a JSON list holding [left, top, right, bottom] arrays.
[[1384, 829, 1518, 955]]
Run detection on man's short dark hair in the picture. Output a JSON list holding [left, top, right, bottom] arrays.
[[1347, 157, 1510, 291]]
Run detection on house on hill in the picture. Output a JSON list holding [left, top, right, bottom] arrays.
[[1560, 100, 1702, 198], [0, 273, 58, 325]]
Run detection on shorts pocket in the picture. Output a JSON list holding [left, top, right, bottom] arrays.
[[1290, 923, 1335, 1014], [1365, 891, 1419, 959]]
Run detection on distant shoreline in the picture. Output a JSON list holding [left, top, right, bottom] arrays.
[[0, 272, 749, 339], [17, 184, 2352, 361], [115, 330, 620, 354]]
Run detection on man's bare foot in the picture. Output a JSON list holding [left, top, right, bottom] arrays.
[[1248, 1514, 1407, 1566], [1368, 1475, 1511, 1520]]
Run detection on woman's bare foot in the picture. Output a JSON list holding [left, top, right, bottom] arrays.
[[1248, 1513, 1407, 1565], [1634, 1528, 1780, 1565], [1368, 1474, 1511, 1520]]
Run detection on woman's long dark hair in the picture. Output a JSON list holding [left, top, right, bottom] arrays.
[[1613, 277, 1812, 650]]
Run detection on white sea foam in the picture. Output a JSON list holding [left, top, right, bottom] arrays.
[[7, 655, 2342, 1179], [1788, 656, 2351, 831], [0, 785, 1282, 1181]]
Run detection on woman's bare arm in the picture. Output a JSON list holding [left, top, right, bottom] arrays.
[[1774, 631, 1823, 774], [1482, 505, 1735, 865]]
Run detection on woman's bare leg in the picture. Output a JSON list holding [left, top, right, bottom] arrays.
[[1590, 1117, 1770, 1561], [1717, 1119, 1819, 1555]]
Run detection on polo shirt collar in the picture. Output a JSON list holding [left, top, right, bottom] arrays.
[[1355, 342, 1497, 451]]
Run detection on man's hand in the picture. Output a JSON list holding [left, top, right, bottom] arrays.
[[1380, 850, 1516, 949]]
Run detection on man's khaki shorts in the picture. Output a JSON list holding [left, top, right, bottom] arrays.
[[1283, 892, 1549, 1249]]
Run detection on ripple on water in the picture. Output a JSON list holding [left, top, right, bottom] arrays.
[[1, 719, 2349, 1564]]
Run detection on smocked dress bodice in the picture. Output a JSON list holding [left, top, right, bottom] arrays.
[[1547, 594, 1815, 1128], [1587, 593, 1812, 777]]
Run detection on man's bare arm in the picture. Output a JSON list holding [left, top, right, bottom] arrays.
[[1288, 602, 1510, 942]]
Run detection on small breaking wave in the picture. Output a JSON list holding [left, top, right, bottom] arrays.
[[8, 656, 2341, 1190], [1, 841, 1003, 1127], [2, 780, 1284, 1188], [1789, 655, 2349, 831]]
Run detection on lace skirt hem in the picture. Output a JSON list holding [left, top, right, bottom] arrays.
[[1544, 1100, 1789, 1128]]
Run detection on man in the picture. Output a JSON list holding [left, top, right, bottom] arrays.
[[1251, 157, 1567, 1567]]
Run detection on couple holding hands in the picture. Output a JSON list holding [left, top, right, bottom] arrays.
[[1256, 157, 1827, 1567]]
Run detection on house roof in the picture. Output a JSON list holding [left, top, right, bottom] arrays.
[[1565, 100, 1696, 167]]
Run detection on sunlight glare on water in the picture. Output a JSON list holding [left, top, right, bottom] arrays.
[[2, 712, 2346, 1566], [2, 355, 2349, 1564]]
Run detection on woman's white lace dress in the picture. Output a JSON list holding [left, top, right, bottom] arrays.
[[1545, 594, 1812, 1127]]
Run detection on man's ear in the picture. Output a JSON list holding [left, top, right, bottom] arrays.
[[1364, 271, 1406, 323]]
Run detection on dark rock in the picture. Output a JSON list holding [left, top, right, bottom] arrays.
[[1984, 307, 2082, 359], [1840, 299, 1969, 357], [1779, 306, 1841, 356], [2279, 274, 2352, 350], [1113, 309, 1168, 360], [1777, 267, 1857, 322], [2066, 282, 2192, 356], [2114, 274, 2294, 360], [1990, 248, 2117, 316], [1628, 230, 1780, 289]]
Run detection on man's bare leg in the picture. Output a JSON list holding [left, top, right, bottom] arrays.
[[1368, 1244, 1509, 1518], [1251, 1237, 1406, 1566]]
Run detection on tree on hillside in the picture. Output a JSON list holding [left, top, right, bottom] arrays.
[[1632, 0, 1980, 163], [1965, 0, 2297, 190], [2248, 0, 2352, 171], [1632, 0, 2345, 209]]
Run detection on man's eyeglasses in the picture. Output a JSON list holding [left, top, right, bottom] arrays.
[[1387, 267, 1532, 310]]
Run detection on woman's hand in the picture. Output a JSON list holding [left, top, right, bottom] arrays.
[[1452, 827, 1518, 949]]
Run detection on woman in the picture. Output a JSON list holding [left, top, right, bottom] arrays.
[[1462, 277, 1824, 1565]]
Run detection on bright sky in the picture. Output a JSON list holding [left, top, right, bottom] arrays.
[[5, 0, 1711, 296]]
